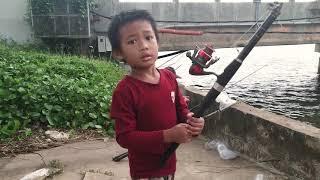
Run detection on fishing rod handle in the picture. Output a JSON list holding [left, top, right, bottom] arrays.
[[159, 104, 206, 168], [112, 152, 128, 162], [159, 143, 179, 167]]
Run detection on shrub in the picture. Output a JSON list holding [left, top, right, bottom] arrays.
[[0, 43, 124, 138]]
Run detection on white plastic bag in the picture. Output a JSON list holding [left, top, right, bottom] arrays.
[[20, 167, 61, 180], [20, 168, 51, 180], [204, 140, 239, 160], [255, 174, 264, 180], [215, 91, 237, 111], [216, 143, 239, 160]]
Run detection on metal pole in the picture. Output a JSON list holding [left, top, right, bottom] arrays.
[[318, 57, 320, 74], [316, 44, 320, 76], [216, 0, 220, 24], [289, 0, 295, 19], [67, 1, 70, 36], [254, 0, 261, 22], [87, 0, 91, 37], [30, 0, 34, 28]]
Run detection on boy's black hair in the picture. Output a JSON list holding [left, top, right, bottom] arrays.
[[107, 9, 159, 51]]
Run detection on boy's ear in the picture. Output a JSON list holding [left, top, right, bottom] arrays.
[[112, 50, 124, 60]]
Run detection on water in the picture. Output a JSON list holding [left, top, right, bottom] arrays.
[[157, 44, 320, 127]]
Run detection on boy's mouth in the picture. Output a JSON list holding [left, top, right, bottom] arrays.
[[141, 54, 152, 61]]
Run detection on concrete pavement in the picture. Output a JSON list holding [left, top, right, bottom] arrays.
[[0, 137, 287, 180]]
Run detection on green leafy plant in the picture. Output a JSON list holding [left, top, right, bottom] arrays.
[[0, 42, 124, 139]]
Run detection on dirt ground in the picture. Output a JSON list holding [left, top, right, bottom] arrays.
[[0, 128, 106, 158]]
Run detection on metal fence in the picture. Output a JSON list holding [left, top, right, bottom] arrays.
[[31, 0, 90, 38]]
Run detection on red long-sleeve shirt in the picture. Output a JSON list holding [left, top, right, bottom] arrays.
[[110, 69, 189, 178]]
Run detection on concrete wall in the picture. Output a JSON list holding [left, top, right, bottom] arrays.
[[93, 0, 317, 33], [92, 0, 319, 50], [182, 86, 320, 180], [0, 0, 316, 45], [157, 22, 320, 50], [0, 0, 32, 43]]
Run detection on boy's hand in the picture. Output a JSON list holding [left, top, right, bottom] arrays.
[[163, 123, 191, 144], [186, 112, 204, 136], [183, 96, 190, 105]]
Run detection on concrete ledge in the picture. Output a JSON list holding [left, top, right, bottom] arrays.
[[315, 44, 320, 53], [183, 85, 320, 180]]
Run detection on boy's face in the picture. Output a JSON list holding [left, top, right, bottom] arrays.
[[113, 20, 159, 70]]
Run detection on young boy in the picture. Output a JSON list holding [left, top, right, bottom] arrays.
[[108, 10, 204, 180]]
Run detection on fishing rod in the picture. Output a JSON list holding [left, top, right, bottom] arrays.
[[159, 2, 283, 167]]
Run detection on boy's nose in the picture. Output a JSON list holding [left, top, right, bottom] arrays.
[[139, 40, 148, 50]]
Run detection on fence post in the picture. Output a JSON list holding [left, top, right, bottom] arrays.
[[318, 57, 320, 74]]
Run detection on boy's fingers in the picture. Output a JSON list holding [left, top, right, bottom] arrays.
[[187, 118, 204, 125], [187, 112, 194, 118], [179, 123, 189, 128], [187, 120, 201, 127], [188, 131, 201, 136], [187, 126, 202, 133], [187, 138, 192, 142]]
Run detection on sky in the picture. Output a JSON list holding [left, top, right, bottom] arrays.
[[119, 0, 316, 2]]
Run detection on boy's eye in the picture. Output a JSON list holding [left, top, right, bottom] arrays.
[[127, 39, 137, 45], [146, 35, 154, 41]]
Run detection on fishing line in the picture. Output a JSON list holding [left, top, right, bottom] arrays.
[[231, 10, 270, 53], [189, 63, 269, 112], [158, 50, 187, 59], [164, 53, 186, 68], [174, 63, 183, 71], [227, 64, 269, 89], [166, 57, 185, 72], [157, 51, 185, 68]]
